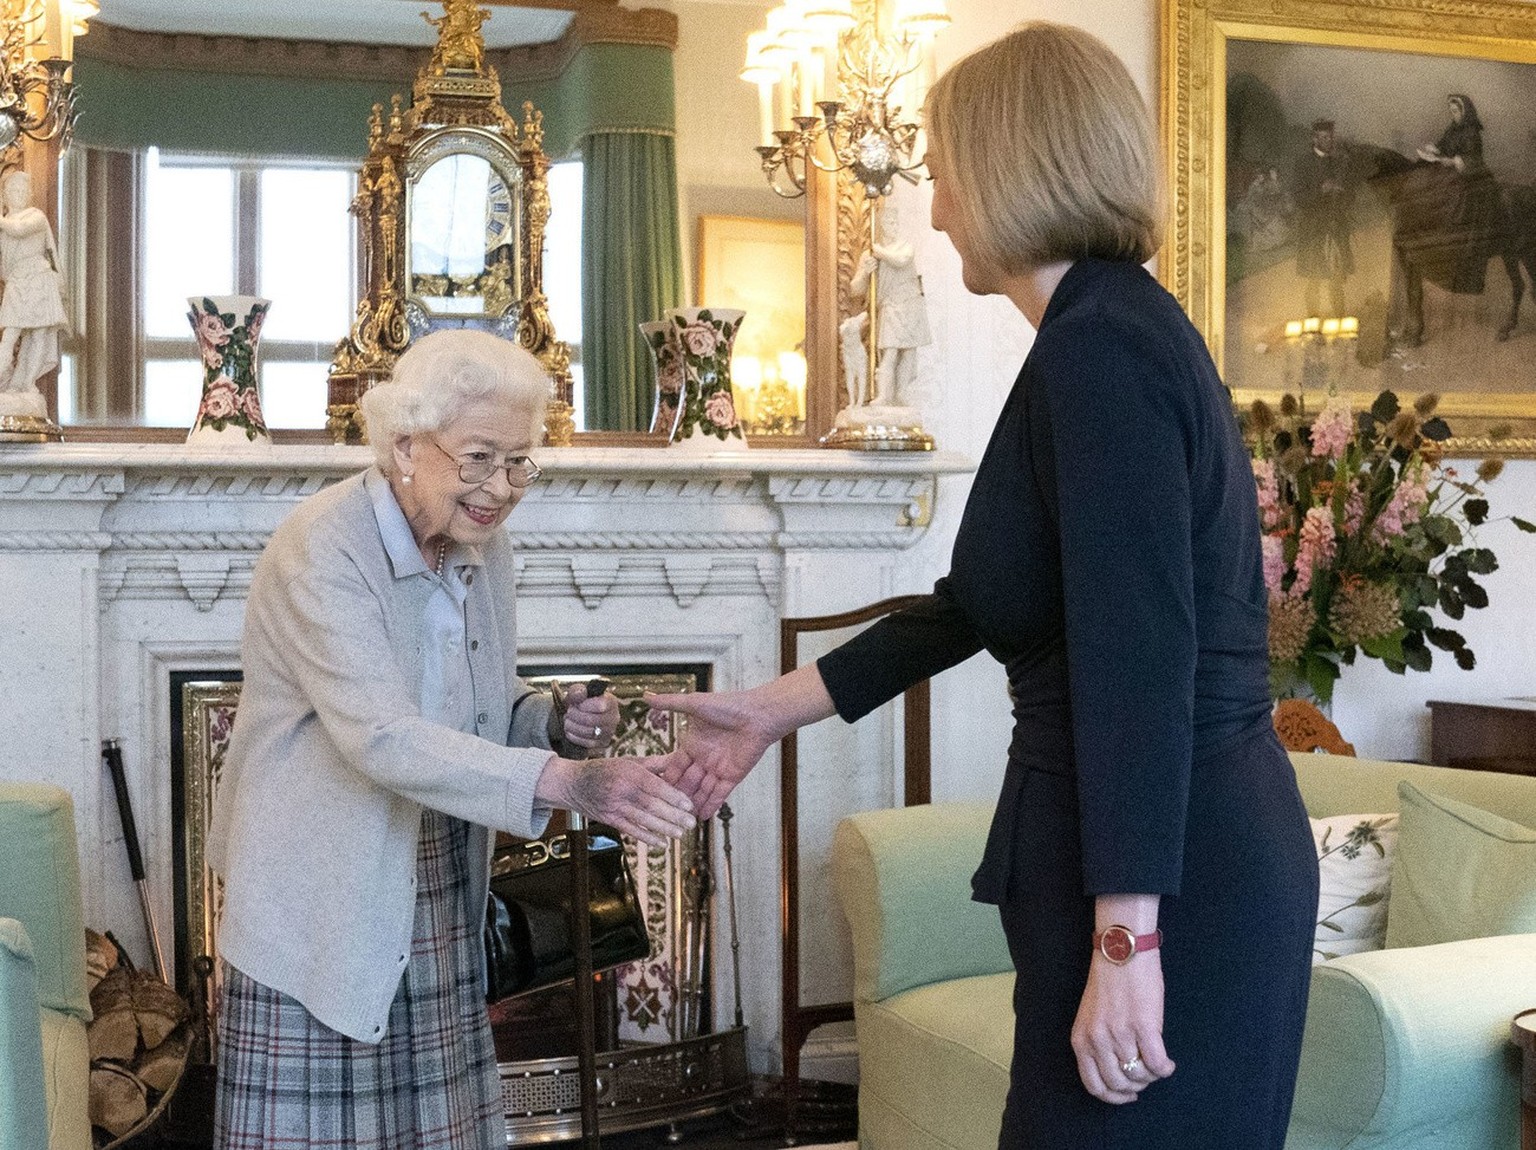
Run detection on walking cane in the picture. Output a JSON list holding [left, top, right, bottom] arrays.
[[102, 740, 170, 984], [568, 678, 610, 1150]]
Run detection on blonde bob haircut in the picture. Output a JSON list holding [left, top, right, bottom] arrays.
[[923, 21, 1163, 271], [360, 329, 551, 472]]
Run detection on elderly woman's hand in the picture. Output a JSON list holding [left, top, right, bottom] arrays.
[[559, 682, 620, 753], [534, 749, 696, 848]]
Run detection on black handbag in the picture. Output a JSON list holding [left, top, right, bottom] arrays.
[[483, 826, 651, 1003]]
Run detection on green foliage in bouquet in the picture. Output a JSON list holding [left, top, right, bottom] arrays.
[[1247, 390, 1535, 705]]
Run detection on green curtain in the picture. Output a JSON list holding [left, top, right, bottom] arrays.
[[581, 131, 683, 432]]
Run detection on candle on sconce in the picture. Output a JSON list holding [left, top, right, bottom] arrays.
[[1284, 320, 1304, 339], [798, 48, 817, 116], [1340, 315, 1359, 336], [1321, 317, 1341, 337], [758, 81, 775, 147], [1302, 316, 1321, 335]]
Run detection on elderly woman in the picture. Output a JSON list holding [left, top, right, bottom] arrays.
[[651, 23, 1316, 1148], [207, 329, 695, 1149]]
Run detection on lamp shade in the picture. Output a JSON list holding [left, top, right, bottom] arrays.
[[741, 29, 785, 84], [895, 0, 950, 38], [797, 0, 855, 37], [766, 4, 817, 50]]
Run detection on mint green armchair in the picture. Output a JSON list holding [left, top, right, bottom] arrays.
[[831, 754, 1536, 1150], [0, 782, 93, 1150]]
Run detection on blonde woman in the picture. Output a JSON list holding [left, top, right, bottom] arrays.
[[653, 23, 1317, 1148]]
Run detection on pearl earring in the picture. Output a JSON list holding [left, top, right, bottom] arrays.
[[402, 473, 413, 485]]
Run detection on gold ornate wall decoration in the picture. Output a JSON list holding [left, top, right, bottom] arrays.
[[327, 0, 572, 445]]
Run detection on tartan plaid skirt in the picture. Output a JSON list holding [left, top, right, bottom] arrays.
[[213, 809, 503, 1150]]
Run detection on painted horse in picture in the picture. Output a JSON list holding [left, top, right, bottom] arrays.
[[1366, 147, 1536, 345]]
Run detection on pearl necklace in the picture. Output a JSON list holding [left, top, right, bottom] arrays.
[[434, 540, 448, 577]]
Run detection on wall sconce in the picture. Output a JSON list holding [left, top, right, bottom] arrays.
[[742, 0, 948, 201], [0, 0, 94, 153]]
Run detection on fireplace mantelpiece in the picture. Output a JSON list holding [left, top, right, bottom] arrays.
[[0, 443, 971, 1075]]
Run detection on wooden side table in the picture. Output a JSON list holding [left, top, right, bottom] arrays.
[[1515, 1009, 1536, 1150], [1427, 699, 1536, 776]]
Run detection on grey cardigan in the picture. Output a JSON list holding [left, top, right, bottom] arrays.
[[207, 468, 555, 1043]]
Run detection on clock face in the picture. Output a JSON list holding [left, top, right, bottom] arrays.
[[486, 173, 513, 248]]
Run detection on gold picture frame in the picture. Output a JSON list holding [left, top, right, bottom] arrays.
[[1161, 0, 1536, 456], [696, 214, 808, 438]]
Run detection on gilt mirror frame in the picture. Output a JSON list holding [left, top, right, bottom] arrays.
[[1162, 0, 1536, 458]]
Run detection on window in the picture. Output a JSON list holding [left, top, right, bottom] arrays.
[[58, 150, 583, 432], [140, 151, 357, 430]]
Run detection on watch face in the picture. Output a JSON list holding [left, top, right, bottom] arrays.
[[1100, 927, 1134, 963]]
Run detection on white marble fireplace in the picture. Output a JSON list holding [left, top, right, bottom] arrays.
[[0, 442, 971, 1076]]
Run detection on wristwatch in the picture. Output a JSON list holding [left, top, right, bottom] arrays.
[[1092, 925, 1162, 965]]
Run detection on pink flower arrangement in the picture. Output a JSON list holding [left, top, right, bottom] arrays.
[[1246, 388, 1534, 704]]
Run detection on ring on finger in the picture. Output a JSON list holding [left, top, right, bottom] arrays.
[[594, 725, 602, 739], [1120, 1056, 1142, 1074]]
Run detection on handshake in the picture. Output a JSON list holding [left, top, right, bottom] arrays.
[[535, 682, 786, 848]]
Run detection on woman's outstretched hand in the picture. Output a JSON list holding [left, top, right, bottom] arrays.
[[534, 749, 696, 848], [643, 689, 779, 821]]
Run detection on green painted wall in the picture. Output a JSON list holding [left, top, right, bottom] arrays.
[[73, 42, 675, 161]]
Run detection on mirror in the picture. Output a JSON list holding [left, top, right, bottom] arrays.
[[407, 151, 520, 322], [58, 1, 812, 442]]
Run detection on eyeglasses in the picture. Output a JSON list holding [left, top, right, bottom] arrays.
[[429, 439, 543, 488]]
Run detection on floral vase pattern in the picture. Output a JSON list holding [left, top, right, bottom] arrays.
[[187, 295, 271, 444], [640, 319, 685, 440], [664, 306, 746, 444]]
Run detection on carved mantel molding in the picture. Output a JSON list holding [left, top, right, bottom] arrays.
[[0, 444, 971, 611]]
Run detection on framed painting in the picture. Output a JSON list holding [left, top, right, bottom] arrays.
[[1162, 0, 1536, 455], [696, 214, 807, 436]]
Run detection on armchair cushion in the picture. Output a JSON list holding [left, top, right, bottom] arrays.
[[1385, 781, 1536, 949], [0, 783, 90, 1021], [0, 918, 50, 1150], [832, 803, 1012, 1005], [856, 973, 1012, 1150], [1285, 933, 1532, 1150]]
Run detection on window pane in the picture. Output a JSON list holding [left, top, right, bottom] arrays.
[[145, 162, 235, 339], [546, 161, 582, 346], [144, 360, 202, 428], [259, 168, 355, 342], [260, 361, 329, 429], [57, 355, 75, 424]]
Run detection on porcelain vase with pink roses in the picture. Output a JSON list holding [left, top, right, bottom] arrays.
[[656, 306, 746, 448], [186, 295, 272, 446]]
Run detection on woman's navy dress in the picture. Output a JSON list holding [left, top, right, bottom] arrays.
[[818, 258, 1318, 1148]]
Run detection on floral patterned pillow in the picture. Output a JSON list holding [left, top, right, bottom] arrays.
[[1310, 813, 1400, 964]]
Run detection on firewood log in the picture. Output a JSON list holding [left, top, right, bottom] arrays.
[[89, 1062, 147, 1138], [88, 969, 138, 1063], [84, 929, 118, 995], [134, 1026, 189, 1093], [132, 977, 187, 1049]]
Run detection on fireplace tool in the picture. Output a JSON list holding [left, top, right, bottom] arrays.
[[568, 677, 611, 1150], [102, 739, 169, 983]]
